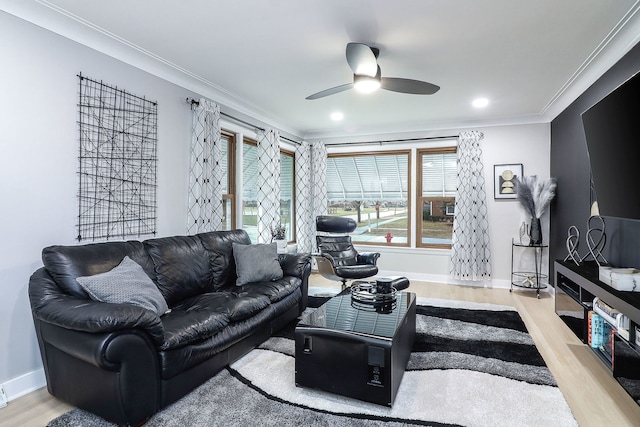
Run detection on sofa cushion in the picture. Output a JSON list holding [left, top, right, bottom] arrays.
[[158, 290, 302, 380], [197, 230, 251, 290], [143, 235, 213, 307], [180, 290, 271, 323], [160, 287, 277, 351], [76, 256, 169, 316], [160, 294, 230, 350], [42, 241, 156, 298], [232, 242, 283, 286], [234, 276, 301, 304]]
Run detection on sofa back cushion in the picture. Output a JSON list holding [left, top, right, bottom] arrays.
[[143, 235, 213, 307], [197, 230, 251, 290], [42, 241, 156, 298]]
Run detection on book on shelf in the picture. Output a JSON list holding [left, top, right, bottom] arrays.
[[594, 297, 618, 318], [587, 310, 596, 346], [592, 297, 630, 338], [588, 311, 614, 349]]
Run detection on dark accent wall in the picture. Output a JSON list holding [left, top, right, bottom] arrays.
[[550, 41, 640, 274]]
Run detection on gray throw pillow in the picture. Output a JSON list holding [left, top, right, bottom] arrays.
[[232, 242, 283, 286], [76, 256, 169, 316]]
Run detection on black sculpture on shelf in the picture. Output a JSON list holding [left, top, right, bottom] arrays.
[[564, 225, 582, 266], [585, 215, 608, 266], [563, 215, 608, 267]]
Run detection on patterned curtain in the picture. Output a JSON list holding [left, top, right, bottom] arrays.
[[256, 129, 281, 243], [311, 141, 328, 225], [450, 131, 492, 281], [295, 141, 313, 252], [294, 141, 328, 253], [187, 99, 223, 234]]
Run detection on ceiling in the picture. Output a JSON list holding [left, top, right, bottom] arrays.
[[5, 0, 640, 140]]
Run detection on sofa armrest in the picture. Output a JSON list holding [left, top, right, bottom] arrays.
[[29, 268, 165, 346], [357, 252, 380, 266], [34, 320, 160, 424], [279, 253, 311, 278], [278, 253, 311, 312]]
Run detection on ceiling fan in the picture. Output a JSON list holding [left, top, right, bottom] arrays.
[[306, 42, 440, 100]]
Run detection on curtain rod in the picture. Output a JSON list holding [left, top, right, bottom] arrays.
[[324, 135, 459, 147], [186, 97, 300, 145]]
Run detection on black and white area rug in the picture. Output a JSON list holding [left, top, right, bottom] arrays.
[[48, 297, 577, 427]]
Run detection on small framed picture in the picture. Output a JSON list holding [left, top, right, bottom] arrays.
[[494, 164, 523, 199]]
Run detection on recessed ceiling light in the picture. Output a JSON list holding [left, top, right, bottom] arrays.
[[330, 112, 344, 121], [472, 97, 489, 108]]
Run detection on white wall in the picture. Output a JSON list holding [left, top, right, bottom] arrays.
[[0, 11, 553, 400], [0, 12, 198, 398]]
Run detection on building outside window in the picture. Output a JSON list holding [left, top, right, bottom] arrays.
[[326, 151, 410, 245], [417, 147, 457, 248]]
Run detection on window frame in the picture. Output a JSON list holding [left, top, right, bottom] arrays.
[[220, 130, 237, 230], [416, 147, 457, 249], [280, 148, 296, 243], [327, 150, 411, 247]]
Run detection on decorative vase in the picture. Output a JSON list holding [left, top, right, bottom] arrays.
[[519, 222, 529, 245], [529, 217, 542, 246], [275, 239, 287, 254]]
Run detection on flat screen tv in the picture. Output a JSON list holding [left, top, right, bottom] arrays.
[[581, 69, 640, 221]]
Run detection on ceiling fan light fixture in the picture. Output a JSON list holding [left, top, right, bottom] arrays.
[[354, 74, 381, 94], [306, 43, 439, 100]]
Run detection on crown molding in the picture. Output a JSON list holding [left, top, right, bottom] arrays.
[[541, 0, 640, 121], [3, 0, 640, 139], [1, 0, 302, 137]]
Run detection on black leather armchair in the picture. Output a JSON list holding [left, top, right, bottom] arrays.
[[315, 215, 380, 289]]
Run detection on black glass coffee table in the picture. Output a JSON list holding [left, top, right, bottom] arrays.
[[294, 291, 416, 406]]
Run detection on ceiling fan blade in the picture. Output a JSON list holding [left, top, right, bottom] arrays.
[[306, 83, 353, 100], [380, 77, 440, 95], [346, 43, 378, 77]]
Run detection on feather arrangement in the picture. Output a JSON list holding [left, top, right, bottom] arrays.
[[513, 175, 557, 218]]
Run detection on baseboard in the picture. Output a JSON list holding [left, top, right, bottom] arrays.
[[1, 368, 46, 402], [377, 269, 515, 290], [311, 267, 549, 294]]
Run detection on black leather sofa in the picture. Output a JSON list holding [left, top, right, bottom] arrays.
[[28, 229, 311, 425]]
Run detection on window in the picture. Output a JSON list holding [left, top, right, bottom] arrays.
[[326, 151, 410, 245], [220, 131, 236, 230], [241, 139, 295, 243], [242, 139, 258, 242], [280, 150, 295, 242], [417, 147, 457, 248]]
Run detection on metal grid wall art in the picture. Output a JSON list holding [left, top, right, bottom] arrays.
[[77, 74, 158, 241]]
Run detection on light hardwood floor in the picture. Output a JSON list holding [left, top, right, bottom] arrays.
[[2, 276, 640, 426]]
